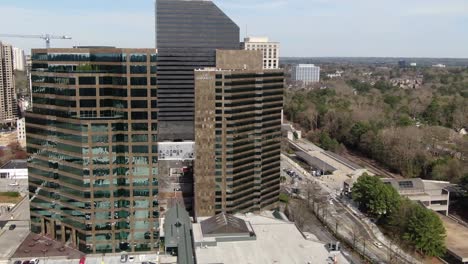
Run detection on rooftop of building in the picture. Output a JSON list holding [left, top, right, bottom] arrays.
[[243, 36, 279, 44], [194, 211, 350, 264], [0, 159, 27, 170], [163, 203, 194, 264], [295, 151, 337, 173], [296, 64, 319, 67], [200, 212, 250, 236], [12, 233, 84, 260], [381, 178, 451, 195], [439, 214, 468, 262]]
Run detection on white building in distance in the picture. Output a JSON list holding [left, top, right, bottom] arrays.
[[13, 47, 25, 71], [292, 64, 320, 84], [17, 118, 26, 147], [241, 37, 279, 69]]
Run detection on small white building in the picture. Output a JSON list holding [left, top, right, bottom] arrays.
[[327, 72, 342, 79], [344, 177, 452, 215], [292, 64, 320, 84], [281, 124, 301, 141], [0, 159, 28, 180], [432, 64, 446, 68], [241, 37, 280, 69], [16, 118, 26, 147]]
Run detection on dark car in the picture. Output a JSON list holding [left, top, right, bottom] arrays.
[[9, 224, 16, 230], [13, 261, 21, 264], [22, 261, 30, 264]]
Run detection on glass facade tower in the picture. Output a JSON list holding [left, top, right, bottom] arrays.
[[156, 0, 240, 140], [27, 47, 159, 253]]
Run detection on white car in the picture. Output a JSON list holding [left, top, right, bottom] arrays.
[[30, 259, 40, 264], [374, 241, 383, 248], [128, 255, 135, 262]]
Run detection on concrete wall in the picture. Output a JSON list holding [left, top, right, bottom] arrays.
[[0, 168, 28, 179], [216, 50, 263, 71]]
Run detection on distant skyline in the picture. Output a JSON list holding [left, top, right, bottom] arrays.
[[0, 0, 467, 58]]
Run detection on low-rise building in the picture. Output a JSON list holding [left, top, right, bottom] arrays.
[[193, 211, 350, 264], [433, 64, 446, 68], [344, 177, 451, 215], [383, 178, 451, 215], [281, 123, 302, 141], [292, 64, 320, 84], [0, 159, 28, 180]]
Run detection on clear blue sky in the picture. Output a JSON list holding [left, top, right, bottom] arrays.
[[1, 0, 467, 57]]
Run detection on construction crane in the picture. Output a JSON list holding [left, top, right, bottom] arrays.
[[0, 34, 72, 48]]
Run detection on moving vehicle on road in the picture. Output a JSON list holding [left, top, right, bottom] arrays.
[[9, 224, 16, 230], [373, 241, 383, 248]]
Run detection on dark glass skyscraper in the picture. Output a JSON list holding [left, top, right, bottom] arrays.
[[156, 0, 239, 140]]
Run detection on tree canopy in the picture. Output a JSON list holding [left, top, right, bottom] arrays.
[[403, 205, 446, 257], [352, 175, 447, 258], [351, 174, 400, 217]]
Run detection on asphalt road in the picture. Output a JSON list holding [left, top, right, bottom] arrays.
[[0, 194, 31, 262], [0, 222, 29, 260]]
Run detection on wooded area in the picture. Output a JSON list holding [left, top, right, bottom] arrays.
[[284, 67, 468, 185]]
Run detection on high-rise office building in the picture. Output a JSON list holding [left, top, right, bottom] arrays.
[[27, 47, 159, 253], [292, 64, 320, 84], [194, 50, 284, 216], [241, 37, 280, 69], [0, 42, 17, 126], [13, 47, 25, 71], [155, 0, 240, 217], [155, 0, 239, 141]]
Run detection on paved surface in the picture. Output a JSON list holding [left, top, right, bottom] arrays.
[[0, 221, 29, 260], [195, 213, 350, 264], [0, 196, 30, 222], [290, 139, 373, 192], [0, 179, 29, 195], [439, 214, 468, 262], [12, 233, 84, 260], [282, 152, 422, 264], [0, 194, 32, 262]]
